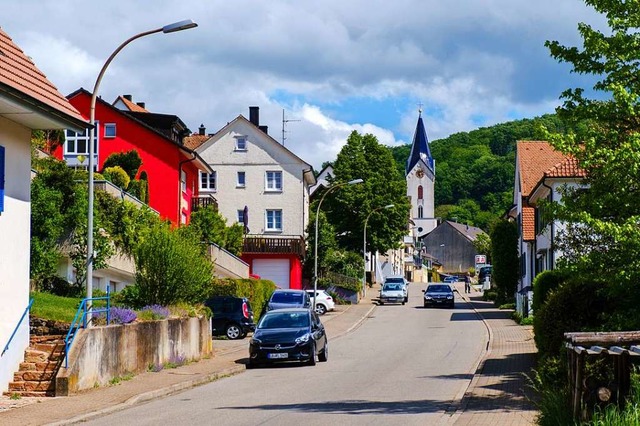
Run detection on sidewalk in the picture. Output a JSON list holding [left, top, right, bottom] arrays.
[[0, 290, 378, 426], [452, 283, 538, 426]]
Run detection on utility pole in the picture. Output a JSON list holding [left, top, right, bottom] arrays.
[[282, 109, 300, 146]]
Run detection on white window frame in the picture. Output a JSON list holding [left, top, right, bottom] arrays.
[[265, 171, 283, 192], [235, 136, 248, 151], [181, 170, 187, 192], [237, 171, 246, 188], [199, 171, 216, 191], [265, 209, 283, 232], [104, 123, 116, 138], [64, 124, 99, 156]]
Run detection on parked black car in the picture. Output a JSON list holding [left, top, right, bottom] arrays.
[[204, 296, 255, 339], [266, 289, 311, 311], [248, 308, 328, 368], [423, 284, 455, 308]]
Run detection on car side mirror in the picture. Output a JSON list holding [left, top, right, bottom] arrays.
[[421, 289, 425, 293]]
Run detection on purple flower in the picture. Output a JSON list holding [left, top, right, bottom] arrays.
[[110, 307, 137, 324], [140, 305, 170, 320]]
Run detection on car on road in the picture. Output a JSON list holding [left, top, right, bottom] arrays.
[[266, 289, 311, 312], [248, 308, 328, 368], [383, 276, 409, 302], [305, 290, 335, 315], [204, 296, 255, 339], [423, 284, 455, 308], [443, 275, 458, 284], [379, 281, 406, 305]]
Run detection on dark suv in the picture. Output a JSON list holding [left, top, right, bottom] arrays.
[[204, 296, 255, 340]]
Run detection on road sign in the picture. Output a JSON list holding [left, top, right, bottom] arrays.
[[475, 255, 486, 265]]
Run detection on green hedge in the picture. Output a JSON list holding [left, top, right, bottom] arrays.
[[532, 269, 568, 313], [209, 278, 276, 320]]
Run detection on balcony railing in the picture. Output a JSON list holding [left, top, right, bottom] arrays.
[[191, 195, 218, 212], [243, 235, 306, 258]]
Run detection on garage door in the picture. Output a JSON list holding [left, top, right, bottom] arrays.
[[252, 259, 290, 289]]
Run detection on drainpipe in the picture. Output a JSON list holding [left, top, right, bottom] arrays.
[[541, 180, 554, 269], [178, 153, 197, 226]]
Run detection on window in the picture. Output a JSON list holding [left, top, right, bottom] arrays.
[[65, 126, 98, 155], [104, 123, 116, 138], [181, 170, 187, 192], [200, 171, 216, 191], [417, 185, 423, 200], [235, 136, 247, 151], [237, 209, 245, 224], [266, 171, 282, 191], [266, 209, 282, 231], [418, 206, 424, 218], [237, 171, 246, 187]]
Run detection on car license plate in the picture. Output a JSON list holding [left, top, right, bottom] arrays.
[[268, 353, 288, 359]]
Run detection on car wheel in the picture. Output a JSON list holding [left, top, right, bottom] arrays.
[[379, 301, 384, 305], [424, 302, 428, 308], [247, 360, 256, 369], [308, 343, 317, 366], [315, 303, 327, 315], [319, 341, 328, 362], [402, 301, 405, 305], [225, 323, 242, 340]]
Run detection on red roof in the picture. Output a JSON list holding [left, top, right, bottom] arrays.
[[114, 95, 149, 113], [517, 141, 567, 197], [522, 207, 535, 241], [0, 27, 86, 125], [545, 156, 586, 178], [183, 134, 209, 150]]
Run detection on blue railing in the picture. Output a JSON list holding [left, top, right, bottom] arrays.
[[64, 288, 111, 368], [1, 298, 34, 357]]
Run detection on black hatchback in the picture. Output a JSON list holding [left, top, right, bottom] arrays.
[[204, 296, 255, 339]]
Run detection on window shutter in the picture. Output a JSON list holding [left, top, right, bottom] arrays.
[[0, 145, 5, 214]]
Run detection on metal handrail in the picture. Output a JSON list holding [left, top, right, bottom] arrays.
[[64, 288, 110, 368], [1, 298, 34, 357]]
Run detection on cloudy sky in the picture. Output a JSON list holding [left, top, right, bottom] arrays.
[[2, 1, 603, 169]]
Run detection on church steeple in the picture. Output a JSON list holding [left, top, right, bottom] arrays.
[[406, 108, 434, 175]]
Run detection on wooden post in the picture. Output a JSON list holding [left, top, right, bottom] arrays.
[[573, 350, 585, 419]]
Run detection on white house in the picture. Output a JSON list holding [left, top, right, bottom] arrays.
[[190, 107, 316, 289], [0, 28, 88, 392]]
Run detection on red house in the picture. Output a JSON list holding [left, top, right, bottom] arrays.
[[54, 89, 212, 225]]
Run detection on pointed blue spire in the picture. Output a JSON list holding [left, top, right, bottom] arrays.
[[406, 109, 434, 175]]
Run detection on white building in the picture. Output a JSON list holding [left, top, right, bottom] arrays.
[[191, 107, 316, 289], [0, 28, 88, 391]]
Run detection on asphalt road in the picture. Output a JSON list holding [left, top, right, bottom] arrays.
[[84, 285, 487, 426]]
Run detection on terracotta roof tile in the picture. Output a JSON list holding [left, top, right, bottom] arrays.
[[115, 95, 149, 113], [545, 156, 586, 178], [0, 28, 86, 124], [183, 134, 209, 150], [522, 206, 535, 241], [517, 141, 567, 196]]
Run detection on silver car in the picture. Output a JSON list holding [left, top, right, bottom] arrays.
[[383, 276, 409, 302]]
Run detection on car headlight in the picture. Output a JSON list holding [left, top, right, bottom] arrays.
[[447, 295, 454, 299], [425, 296, 432, 300], [250, 337, 262, 345], [295, 333, 311, 344]]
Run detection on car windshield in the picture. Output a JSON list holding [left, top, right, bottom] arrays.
[[271, 292, 303, 304], [427, 285, 451, 293], [383, 283, 403, 291], [258, 312, 310, 329], [385, 278, 404, 284]]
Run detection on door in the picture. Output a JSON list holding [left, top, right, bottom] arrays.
[[252, 259, 290, 289]]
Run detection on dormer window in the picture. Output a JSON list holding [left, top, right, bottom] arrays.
[[235, 136, 247, 151]]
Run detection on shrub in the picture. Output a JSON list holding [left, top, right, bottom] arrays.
[[528, 356, 574, 426], [138, 305, 170, 321], [499, 302, 516, 310], [209, 278, 276, 321], [168, 302, 207, 318], [532, 269, 569, 313], [109, 307, 137, 324], [126, 179, 147, 202], [102, 150, 142, 181], [483, 290, 497, 301], [112, 285, 142, 308], [102, 166, 130, 189]]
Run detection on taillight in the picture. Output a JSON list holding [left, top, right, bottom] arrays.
[[242, 301, 250, 319], [327, 296, 332, 301]]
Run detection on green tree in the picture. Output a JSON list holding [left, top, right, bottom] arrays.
[[489, 219, 519, 303], [326, 131, 410, 254], [472, 233, 492, 264], [102, 150, 142, 180]]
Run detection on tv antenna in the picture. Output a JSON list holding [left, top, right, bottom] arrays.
[[282, 109, 300, 146]]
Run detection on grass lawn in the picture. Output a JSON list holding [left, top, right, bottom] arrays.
[[29, 292, 103, 323]]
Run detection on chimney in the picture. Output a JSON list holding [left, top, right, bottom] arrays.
[[259, 125, 268, 134], [199, 124, 206, 136], [136, 102, 146, 109], [123, 94, 132, 101], [249, 106, 259, 126]]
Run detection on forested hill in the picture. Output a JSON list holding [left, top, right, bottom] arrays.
[[390, 114, 567, 231]]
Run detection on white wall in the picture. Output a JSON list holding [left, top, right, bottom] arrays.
[[406, 162, 437, 238], [0, 117, 32, 392]]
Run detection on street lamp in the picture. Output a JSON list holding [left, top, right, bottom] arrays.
[[363, 204, 394, 297], [85, 20, 198, 315], [313, 178, 363, 311]]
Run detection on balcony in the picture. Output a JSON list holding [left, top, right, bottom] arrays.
[[191, 195, 218, 212], [242, 235, 306, 258]]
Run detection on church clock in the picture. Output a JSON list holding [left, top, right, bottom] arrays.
[[416, 168, 425, 178]]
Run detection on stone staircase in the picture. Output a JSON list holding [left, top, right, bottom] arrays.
[[3, 335, 65, 397]]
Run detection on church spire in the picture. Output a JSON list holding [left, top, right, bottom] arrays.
[[405, 109, 434, 175]]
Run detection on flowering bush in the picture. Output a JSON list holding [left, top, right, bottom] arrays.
[[109, 307, 137, 324], [138, 305, 170, 321]]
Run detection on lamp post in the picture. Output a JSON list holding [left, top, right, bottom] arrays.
[[85, 20, 198, 316], [363, 204, 394, 297], [313, 178, 363, 312]]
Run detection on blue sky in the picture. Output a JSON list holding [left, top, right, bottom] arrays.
[[2, 0, 604, 169]]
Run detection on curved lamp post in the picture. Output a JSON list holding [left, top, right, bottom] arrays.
[[313, 178, 363, 311], [86, 20, 198, 316], [363, 204, 394, 297]]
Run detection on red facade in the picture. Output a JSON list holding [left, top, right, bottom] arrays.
[[57, 90, 206, 225]]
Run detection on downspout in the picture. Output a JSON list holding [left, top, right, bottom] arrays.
[[541, 180, 554, 269], [178, 152, 197, 226]]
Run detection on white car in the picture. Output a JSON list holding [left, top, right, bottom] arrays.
[[306, 290, 335, 315], [383, 276, 409, 302]]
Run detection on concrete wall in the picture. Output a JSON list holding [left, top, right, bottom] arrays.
[[56, 316, 212, 395]]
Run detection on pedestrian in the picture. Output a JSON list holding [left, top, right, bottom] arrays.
[[464, 273, 471, 293]]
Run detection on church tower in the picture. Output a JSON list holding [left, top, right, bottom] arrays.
[[406, 109, 437, 238]]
